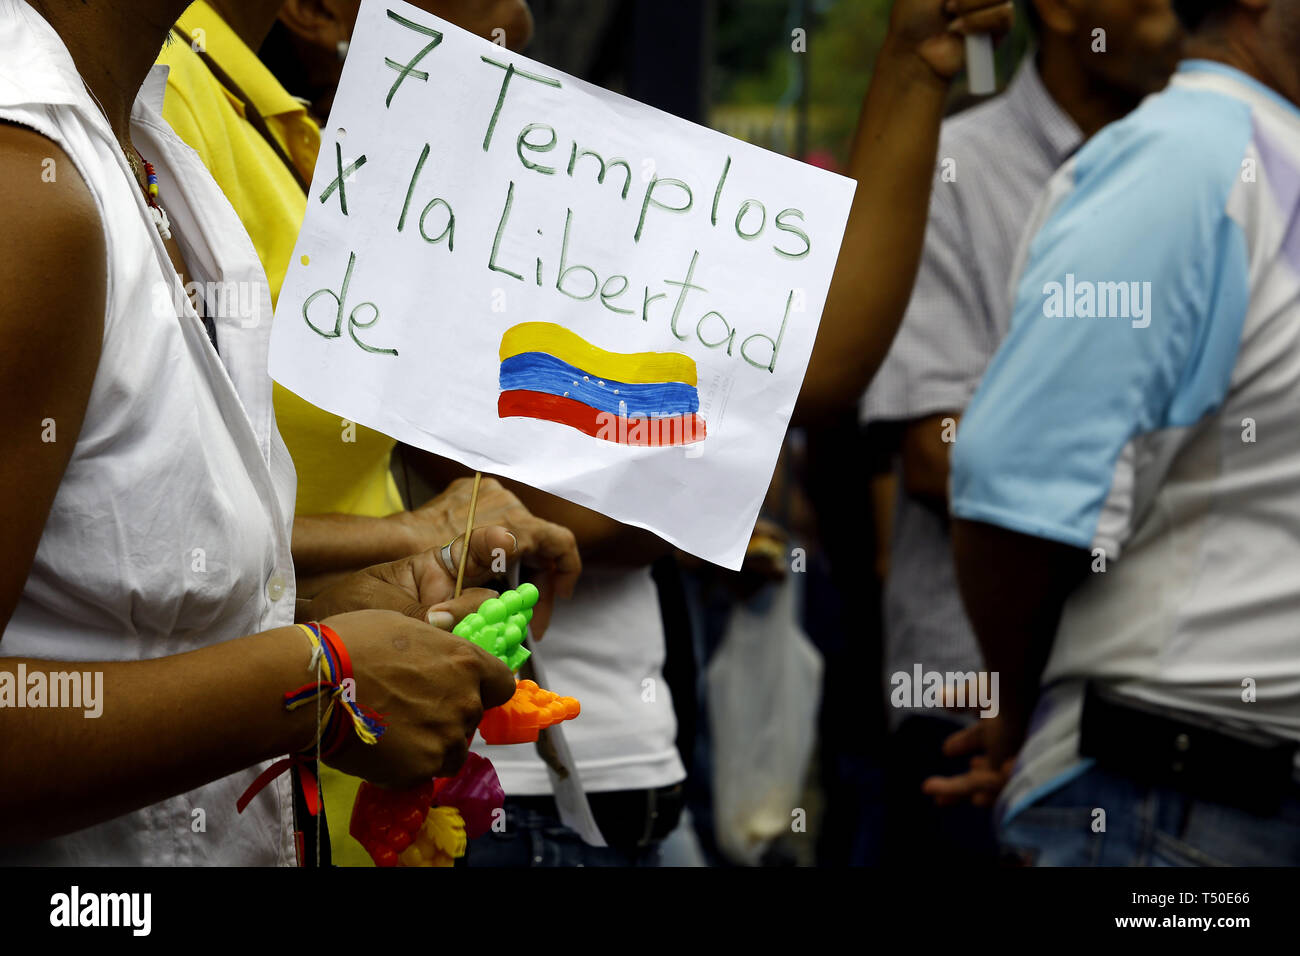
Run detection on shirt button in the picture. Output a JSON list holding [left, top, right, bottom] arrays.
[[266, 572, 287, 602]]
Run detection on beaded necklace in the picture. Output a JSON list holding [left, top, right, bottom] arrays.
[[78, 73, 172, 240], [129, 146, 173, 240]]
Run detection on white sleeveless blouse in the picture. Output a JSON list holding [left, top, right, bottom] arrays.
[[0, 0, 298, 864]]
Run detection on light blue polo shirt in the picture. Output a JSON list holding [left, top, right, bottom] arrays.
[[951, 61, 1300, 822]]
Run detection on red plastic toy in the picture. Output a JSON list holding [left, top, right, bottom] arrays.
[[350, 752, 504, 867]]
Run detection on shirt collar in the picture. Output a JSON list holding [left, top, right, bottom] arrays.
[[0, 2, 169, 145], [0, 0, 96, 110], [138, 65, 171, 116], [1004, 52, 1084, 166], [1176, 58, 1300, 121], [175, 1, 307, 122]]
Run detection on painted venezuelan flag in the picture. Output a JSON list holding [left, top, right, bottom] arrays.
[[498, 322, 706, 447]]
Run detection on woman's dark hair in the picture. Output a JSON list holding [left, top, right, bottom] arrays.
[[1173, 0, 1234, 31]]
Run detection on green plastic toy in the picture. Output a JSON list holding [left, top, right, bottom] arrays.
[[451, 582, 539, 672]]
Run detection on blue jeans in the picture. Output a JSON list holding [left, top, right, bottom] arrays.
[[465, 800, 664, 867], [1000, 765, 1300, 866]]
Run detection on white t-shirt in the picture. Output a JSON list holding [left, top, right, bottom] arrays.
[[474, 566, 686, 794], [0, 1, 298, 865]]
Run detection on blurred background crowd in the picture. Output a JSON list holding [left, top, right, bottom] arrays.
[[6, 0, 1298, 870]]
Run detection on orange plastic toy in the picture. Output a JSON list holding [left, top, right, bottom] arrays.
[[349, 583, 582, 867], [477, 679, 581, 745]]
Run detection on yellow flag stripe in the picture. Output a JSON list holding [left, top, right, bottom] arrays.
[[499, 322, 698, 387]]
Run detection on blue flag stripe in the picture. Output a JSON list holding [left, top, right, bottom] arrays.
[[499, 352, 699, 417]]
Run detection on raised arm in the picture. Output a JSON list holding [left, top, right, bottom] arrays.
[[794, 0, 1013, 422]]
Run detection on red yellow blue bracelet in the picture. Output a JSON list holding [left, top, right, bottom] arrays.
[[236, 622, 386, 816], [285, 622, 386, 751]]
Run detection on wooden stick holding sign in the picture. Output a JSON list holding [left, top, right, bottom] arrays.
[[453, 471, 483, 599]]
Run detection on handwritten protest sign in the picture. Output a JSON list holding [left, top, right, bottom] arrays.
[[270, 0, 856, 569]]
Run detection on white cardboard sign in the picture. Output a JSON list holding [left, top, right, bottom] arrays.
[[270, 0, 856, 569]]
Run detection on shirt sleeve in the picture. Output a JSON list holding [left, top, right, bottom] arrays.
[[950, 89, 1254, 558], [861, 154, 998, 425]]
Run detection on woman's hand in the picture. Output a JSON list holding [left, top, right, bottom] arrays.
[[397, 476, 581, 625], [290, 479, 581, 613], [304, 525, 519, 626], [319, 610, 516, 786]]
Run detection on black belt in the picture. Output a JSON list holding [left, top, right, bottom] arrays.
[[512, 783, 685, 850], [1079, 680, 1300, 815]]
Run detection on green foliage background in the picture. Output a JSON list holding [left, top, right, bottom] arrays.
[[710, 0, 1034, 166]]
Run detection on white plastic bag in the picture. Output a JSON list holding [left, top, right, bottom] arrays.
[[706, 575, 823, 865]]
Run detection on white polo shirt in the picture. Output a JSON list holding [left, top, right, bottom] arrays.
[[0, 0, 298, 864]]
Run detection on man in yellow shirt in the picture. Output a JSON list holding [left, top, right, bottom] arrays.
[[157, 0, 573, 865], [160, 1, 403, 522]]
